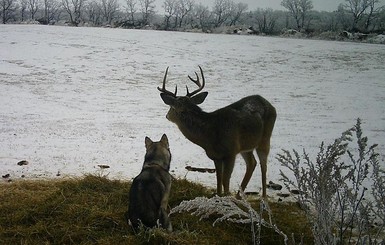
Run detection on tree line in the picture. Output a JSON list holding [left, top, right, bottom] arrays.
[[1, 0, 385, 34]]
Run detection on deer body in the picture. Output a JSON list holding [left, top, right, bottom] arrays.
[[159, 67, 276, 197]]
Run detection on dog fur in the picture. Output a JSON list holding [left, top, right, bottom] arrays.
[[127, 134, 172, 232]]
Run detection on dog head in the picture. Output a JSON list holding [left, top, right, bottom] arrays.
[[143, 134, 171, 171]]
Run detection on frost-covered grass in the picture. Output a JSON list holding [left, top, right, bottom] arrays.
[[278, 119, 385, 244]]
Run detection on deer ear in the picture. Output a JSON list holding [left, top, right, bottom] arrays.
[[160, 93, 176, 106], [191, 92, 208, 105]]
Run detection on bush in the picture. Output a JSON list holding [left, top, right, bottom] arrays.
[[171, 193, 288, 245], [278, 119, 384, 244]]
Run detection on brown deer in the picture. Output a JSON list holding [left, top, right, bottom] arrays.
[[158, 66, 276, 197]]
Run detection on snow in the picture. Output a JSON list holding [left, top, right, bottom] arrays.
[[1, 24, 384, 194]]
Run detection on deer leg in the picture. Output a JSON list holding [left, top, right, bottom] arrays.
[[214, 160, 223, 195], [256, 147, 269, 198], [223, 156, 236, 196], [240, 151, 257, 192]]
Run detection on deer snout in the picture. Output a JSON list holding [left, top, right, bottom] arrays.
[[165, 110, 171, 121], [165, 108, 177, 122]]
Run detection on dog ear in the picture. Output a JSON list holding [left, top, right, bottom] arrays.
[[145, 136, 153, 149], [160, 134, 169, 148]]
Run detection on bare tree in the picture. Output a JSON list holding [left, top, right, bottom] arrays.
[[363, 0, 380, 31], [42, 0, 60, 24], [281, 0, 300, 29], [28, 0, 39, 20], [139, 0, 155, 26], [338, 0, 384, 31], [378, 6, 385, 30], [192, 2, 211, 30], [1, 0, 17, 23], [125, 0, 136, 24], [175, 0, 193, 28], [299, 0, 312, 29], [228, 2, 247, 26], [86, 0, 102, 25], [281, 0, 313, 30], [163, 0, 176, 29], [212, 0, 232, 27], [343, 0, 372, 31], [100, 0, 118, 24], [337, 3, 351, 30], [255, 8, 278, 34], [62, 0, 86, 25], [20, 0, 28, 21]]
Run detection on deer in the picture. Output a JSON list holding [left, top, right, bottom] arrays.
[[158, 66, 276, 198]]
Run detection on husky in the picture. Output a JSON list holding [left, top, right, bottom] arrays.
[[127, 134, 172, 232]]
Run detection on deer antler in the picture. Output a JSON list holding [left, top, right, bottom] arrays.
[[158, 67, 177, 97], [186, 66, 205, 97]]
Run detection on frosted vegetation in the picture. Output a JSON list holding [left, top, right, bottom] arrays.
[[172, 119, 384, 244]]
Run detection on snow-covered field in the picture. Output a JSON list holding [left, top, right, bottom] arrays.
[[1, 25, 384, 194]]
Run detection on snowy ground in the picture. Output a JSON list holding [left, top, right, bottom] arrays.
[[1, 24, 384, 195]]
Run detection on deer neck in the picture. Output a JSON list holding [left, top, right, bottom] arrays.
[[175, 110, 212, 148]]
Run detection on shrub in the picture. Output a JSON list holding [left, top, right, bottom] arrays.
[[278, 119, 384, 244], [171, 192, 288, 245]]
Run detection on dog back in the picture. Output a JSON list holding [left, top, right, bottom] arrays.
[[127, 134, 172, 232], [128, 165, 171, 228]]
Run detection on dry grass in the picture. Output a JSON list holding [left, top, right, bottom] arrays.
[[0, 175, 312, 244]]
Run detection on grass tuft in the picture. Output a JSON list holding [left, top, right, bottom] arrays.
[[0, 175, 312, 244]]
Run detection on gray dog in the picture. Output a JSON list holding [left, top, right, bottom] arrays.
[[127, 134, 172, 232]]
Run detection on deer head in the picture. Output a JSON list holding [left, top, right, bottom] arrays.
[[158, 66, 208, 123]]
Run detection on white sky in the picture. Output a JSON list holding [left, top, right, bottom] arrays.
[[154, 0, 385, 13]]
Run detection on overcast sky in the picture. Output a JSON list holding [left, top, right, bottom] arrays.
[[154, 0, 385, 13]]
